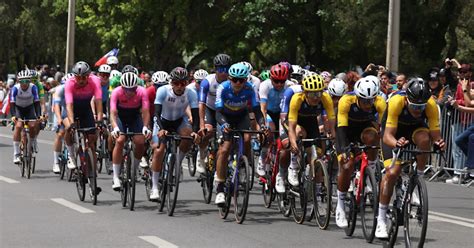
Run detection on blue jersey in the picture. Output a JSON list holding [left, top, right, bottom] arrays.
[[280, 85, 302, 114], [101, 84, 109, 102], [215, 81, 259, 115], [259, 79, 290, 113], [199, 74, 220, 110]]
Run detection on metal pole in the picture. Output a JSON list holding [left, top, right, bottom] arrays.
[[386, 0, 400, 71], [65, 0, 75, 73]]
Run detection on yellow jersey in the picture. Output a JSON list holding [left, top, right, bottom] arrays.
[[288, 92, 335, 123], [337, 93, 386, 127], [385, 94, 440, 131]]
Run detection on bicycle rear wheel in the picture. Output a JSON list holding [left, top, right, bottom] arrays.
[[129, 157, 137, 211], [85, 149, 97, 205], [344, 192, 357, 236], [387, 202, 400, 247], [234, 155, 250, 224], [26, 153, 32, 179], [167, 153, 179, 216], [144, 167, 152, 201], [201, 164, 214, 204], [121, 156, 130, 208], [360, 167, 379, 242], [218, 186, 232, 219], [75, 151, 86, 201], [290, 171, 307, 224], [262, 173, 274, 208], [314, 160, 331, 230], [187, 147, 197, 177], [403, 176, 428, 248]]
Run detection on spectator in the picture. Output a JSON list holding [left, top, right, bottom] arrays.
[[395, 73, 408, 90], [427, 68, 443, 100], [320, 71, 332, 88], [54, 65, 64, 82], [142, 72, 152, 88], [40, 64, 53, 78], [380, 71, 393, 95], [443, 58, 462, 92]]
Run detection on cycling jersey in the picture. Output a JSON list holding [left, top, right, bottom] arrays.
[[199, 74, 220, 110], [280, 85, 303, 114], [65, 74, 102, 105], [32, 80, 45, 98], [186, 82, 200, 100], [249, 74, 261, 101], [110, 86, 149, 115], [53, 85, 66, 109], [259, 79, 290, 113], [288, 92, 335, 122], [215, 81, 259, 115], [337, 93, 386, 127], [10, 84, 40, 107], [154, 85, 198, 121]]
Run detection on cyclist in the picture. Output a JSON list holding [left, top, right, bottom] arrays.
[[335, 76, 386, 228], [256, 64, 291, 177], [109, 72, 151, 190], [149, 67, 200, 200], [196, 53, 232, 174], [241, 61, 261, 97], [375, 77, 445, 238], [291, 65, 304, 84], [214, 62, 266, 205], [107, 56, 119, 71], [109, 65, 145, 89], [277, 74, 336, 193], [147, 71, 170, 127], [259, 70, 270, 82], [97, 64, 112, 115], [29, 69, 47, 152], [187, 69, 208, 102], [327, 78, 347, 110], [63, 61, 103, 172], [10, 70, 41, 164]]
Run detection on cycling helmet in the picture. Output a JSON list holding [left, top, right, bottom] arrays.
[[278, 61, 293, 74], [120, 72, 139, 88], [213, 53, 232, 67], [29, 70, 38, 79], [169, 67, 188, 81], [240, 61, 253, 73], [406, 77, 431, 104], [228, 63, 249, 78], [291, 65, 304, 75], [270, 64, 289, 81], [364, 75, 380, 88], [17, 70, 31, 80], [72, 61, 91, 76], [335, 72, 347, 82], [193, 69, 209, 81], [302, 74, 324, 92], [110, 70, 122, 79], [259, 70, 270, 81], [121, 65, 138, 75], [152, 71, 170, 85], [98, 64, 111, 74], [328, 78, 347, 96], [106, 56, 119, 65], [320, 71, 332, 81], [61, 73, 75, 84], [354, 77, 379, 99]]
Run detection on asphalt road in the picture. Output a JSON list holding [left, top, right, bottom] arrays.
[[0, 127, 473, 248]]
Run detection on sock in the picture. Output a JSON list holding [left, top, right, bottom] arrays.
[[53, 151, 60, 164], [378, 204, 388, 223], [417, 169, 424, 176], [152, 171, 160, 190], [337, 190, 346, 210], [13, 141, 20, 156], [289, 153, 298, 170], [113, 163, 120, 179]]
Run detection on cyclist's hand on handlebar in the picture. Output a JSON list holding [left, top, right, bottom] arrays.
[[158, 130, 168, 139], [11, 116, 17, 124], [434, 139, 446, 151], [111, 127, 120, 139], [191, 132, 200, 144], [396, 137, 409, 148], [260, 125, 271, 137], [142, 126, 152, 140], [198, 127, 208, 137], [222, 123, 231, 133]]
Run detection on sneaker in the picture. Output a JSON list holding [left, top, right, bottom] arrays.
[[139, 157, 149, 168], [13, 154, 21, 164], [112, 177, 121, 191], [275, 173, 286, 193], [150, 189, 159, 201], [215, 192, 226, 206], [257, 157, 266, 176], [445, 176, 460, 184], [52, 163, 60, 174], [196, 150, 206, 174], [335, 207, 348, 228], [411, 191, 420, 205], [375, 221, 389, 239], [67, 157, 76, 169], [365, 183, 373, 194], [288, 167, 299, 187]]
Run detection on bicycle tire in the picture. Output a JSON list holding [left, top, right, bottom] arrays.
[[121, 155, 129, 208], [32, 156, 36, 174], [158, 168, 167, 212], [26, 154, 32, 179], [59, 155, 66, 180], [20, 155, 26, 178], [188, 147, 197, 177], [360, 167, 379, 243], [218, 186, 231, 219], [344, 192, 357, 236], [129, 155, 137, 211], [202, 166, 214, 204], [387, 201, 400, 247], [85, 149, 97, 205], [144, 167, 152, 201], [234, 155, 250, 224], [262, 174, 273, 208], [75, 150, 86, 202], [314, 159, 331, 230], [166, 152, 179, 216], [291, 169, 307, 224], [403, 176, 428, 248], [249, 157, 255, 191]]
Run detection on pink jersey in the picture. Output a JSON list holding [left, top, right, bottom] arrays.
[[65, 74, 102, 104], [110, 86, 149, 112]]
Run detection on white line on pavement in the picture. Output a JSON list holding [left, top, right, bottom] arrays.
[[429, 211, 474, 223], [138, 236, 179, 248], [0, 133, 54, 145], [429, 215, 474, 229], [0, 175, 20, 184], [50, 198, 95, 214]]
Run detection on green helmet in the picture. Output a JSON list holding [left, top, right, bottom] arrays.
[[259, 70, 270, 81]]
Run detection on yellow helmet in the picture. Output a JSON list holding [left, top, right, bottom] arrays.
[[302, 74, 324, 92]]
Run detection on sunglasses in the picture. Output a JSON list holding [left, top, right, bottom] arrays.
[[272, 79, 286, 84], [124, 87, 137, 92], [306, 91, 322, 98], [172, 80, 187, 87], [75, 75, 88, 80], [229, 77, 246, 84], [407, 99, 426, 111], [216, 67, 229, 73], [19, 79, 31, 84], [359, 98, 375, 105]]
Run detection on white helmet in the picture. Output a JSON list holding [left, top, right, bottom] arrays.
[[110, 70, 122, 79], [17, 70, 31, 80], [151, 71, 170, 85], [98, 64, 111, 74], [291, 65, 303, 75], [364, 75, 380, 89], [193, 69, 209, 81], [240, 61, 253, 73], [327, 78, 346, 96], [61, 73, 75, 84], [354, 77, 379, 99], [106, 56, 119, 65], [120, 72, 139, 88]]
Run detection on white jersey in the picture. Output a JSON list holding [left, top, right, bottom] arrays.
[[259, 79, 292, 113], [249, 75, 261, 101], [199, 74, 220, 110], [155, 85, 198, 121], [9, 83, 40, 108]]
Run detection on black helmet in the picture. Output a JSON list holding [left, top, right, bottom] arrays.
[[169, 67, 188, 81], [406, 77, 431, 104], [72, 61, 91, 76], [213, 53, 232, 67], [121, 65, 138, 75]]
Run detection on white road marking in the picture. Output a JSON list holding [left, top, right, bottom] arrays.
[[0, 175, 20, 184], [139, 236, 179, 248], [429, 215, 474, 228], [0, 133, 54, 145], [50, 198, 95, 214], [429, 211, 474, 223]]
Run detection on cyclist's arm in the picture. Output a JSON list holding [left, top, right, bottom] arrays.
[[198, 79, 210, 129], [109, 88, 119, 129], [64, 82, 75, 123], [383, 96, 403, 148], [31, 85, 41, 118], [140, 87, 150, 129], [383, 126, 398, 148], [188, 89, 200, 132], [321, 92, 336, 137], [92, 77, 103, 122], [153, 86, 167, 130], [90, 97, 97, 116], [249, 85, 264, 126]]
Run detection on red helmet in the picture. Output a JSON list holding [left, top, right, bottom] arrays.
[[270, 64, 289, 81]]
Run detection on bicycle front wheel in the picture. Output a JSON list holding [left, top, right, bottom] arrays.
[[85, 149, 97, 205], [75, 151, 85, 202], [187, 147, 197, 177], [403, 176, 428, 248], [166, 153, 179, 216], [290, 171, 307, 224], [129, 158, 137, 211], [234, 155, 250, 224], [360, 167, 379, 242], [121, 156, 130, 208], [344, 192, 357, 236], [201, 163, 214, 204], [314, 159, 331, 230]]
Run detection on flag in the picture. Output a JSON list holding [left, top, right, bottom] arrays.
[[94, 48, 119, 67]]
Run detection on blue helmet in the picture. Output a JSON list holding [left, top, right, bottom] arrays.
[[228, 63, 249, 78]]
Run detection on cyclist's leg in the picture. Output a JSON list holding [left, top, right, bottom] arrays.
[[412, 128, 431, 173], [215, 123, 232, 204], [12, 115, 23, 162], [258, 114, 275, 176], [177, 118, 193, 163], [361, 126, 381, 170], [150, 122, 168, 196], [198, 107, 215, 167]]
